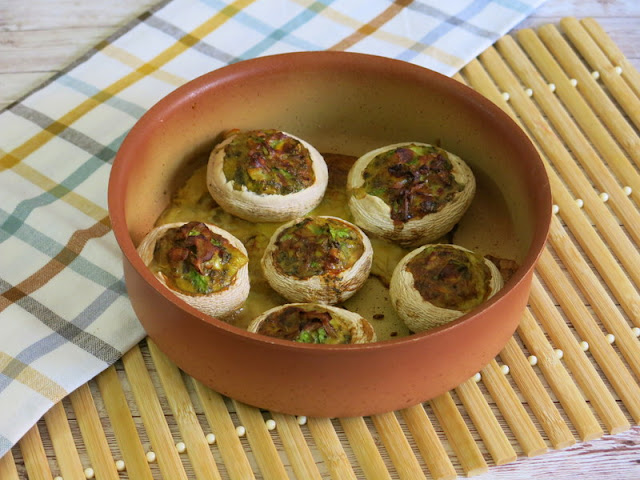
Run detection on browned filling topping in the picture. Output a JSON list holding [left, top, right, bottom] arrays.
[[273, 217, 364, 279], [361, 144, 463, 224], [485, 255, 519, 283], [222, 129, 315, 195], [407, 245, 491, 312], [256, 305, 352, 344], [150, 221, 247, 295]]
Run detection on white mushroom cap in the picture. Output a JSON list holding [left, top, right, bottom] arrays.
[[347, 142, 475, 247], [247, 303, 377, 344], [207, 130, 328, 222], [137, 222, 250, 318], [389, 244, 503, 333], [261, 216, 373, 305]]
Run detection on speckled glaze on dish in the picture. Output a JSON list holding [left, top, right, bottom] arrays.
[[108, 52, 551, 418]]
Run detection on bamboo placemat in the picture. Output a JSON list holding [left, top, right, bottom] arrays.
[[3, 17, 639, 479]]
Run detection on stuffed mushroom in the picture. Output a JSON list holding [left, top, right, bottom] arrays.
[[389, 243, 503, 333], [261, 216, 373, 304], [137, 221, 250, 318], [207, 129, 328, 222], [247, 303, 376, 344], [347, 142, 475, 247]]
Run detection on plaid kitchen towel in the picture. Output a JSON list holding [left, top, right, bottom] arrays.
[[0, 0, 546, 458]]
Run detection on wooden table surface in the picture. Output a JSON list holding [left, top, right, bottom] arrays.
[[1, 1, 639, 479]]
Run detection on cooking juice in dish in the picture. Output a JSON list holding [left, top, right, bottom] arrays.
[[155, 152, 523, 341]]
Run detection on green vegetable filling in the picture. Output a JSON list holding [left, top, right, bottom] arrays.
[[222, 129, 315, 195], [256, 306, 352, 344], [361, 144, 464, 224], [149, 221, 248, 296], [407, 245, 491, 312], [273, 217, 364, 279]]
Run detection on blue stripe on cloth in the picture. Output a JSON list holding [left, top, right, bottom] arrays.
[[0, 278, 126, 395], [0, 212, 125, 291], [398, 0, 499, 63], [0, 434, 12, 455], [201, 0, 325, 59], [57, 74, 149, 120], [408, 1, 497, 39], [493, 0, 539, 15], [0, 133, 126, 245]]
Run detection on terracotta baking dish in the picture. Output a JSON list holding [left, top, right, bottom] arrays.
[[108, 52, 551, 418]]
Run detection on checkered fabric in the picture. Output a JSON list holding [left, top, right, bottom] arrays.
[[0, 0, 546, 458]]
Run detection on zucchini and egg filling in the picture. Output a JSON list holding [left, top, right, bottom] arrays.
[[207, 129, 328, 222], [137, 221, 250, 317], [347, 142, 475, 247], [261, 216, 373, 304], [390, 244, 503, 333], [247, 303, 376, 344]]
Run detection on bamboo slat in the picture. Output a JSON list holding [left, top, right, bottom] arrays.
[[19, 425, 53, 480], [0, 450, 19, 480], [477, 45, 640, 315], [529, 272, 632, 432], [42, 402, 85, 480], [6, 18, 640, 480], [498, 338, 575, 450], [480, 360, 547, 457], [454, 379, 517, 465], [517, 28, 640, 202], [95, 366, 155, 480], [538, 244, 640, 394], [400, 405, 457, 480], [430, 393, 488, 477], [517, 309, 604, 442], [147, 339, 222, 480], [192, 380, 256, 480], [307, 418, 357, 480], [560, 17, 640, 129], [68, 384, 119, 480], [122, 345, 189, 480], [371, 412, 426, 480], [340, 416, 392, 480], [533, 250, 640, 426], [546, 209, 640, 332], [272, 412, 323, 480], [580, 17, 640, 99], [233, 400, 289, 480], [536, 23, 640, 171], [496, 34, 640, 249], [493, 36, 640, 287]]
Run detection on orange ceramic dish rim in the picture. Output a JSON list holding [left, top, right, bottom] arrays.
[[108, 51, 552, 353]]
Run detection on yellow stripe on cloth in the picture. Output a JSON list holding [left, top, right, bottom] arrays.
[[101, 44, 188, 87], [12, 161, 108, 222], [0, 353, 67, 403], [0, 0, 256, 227]]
